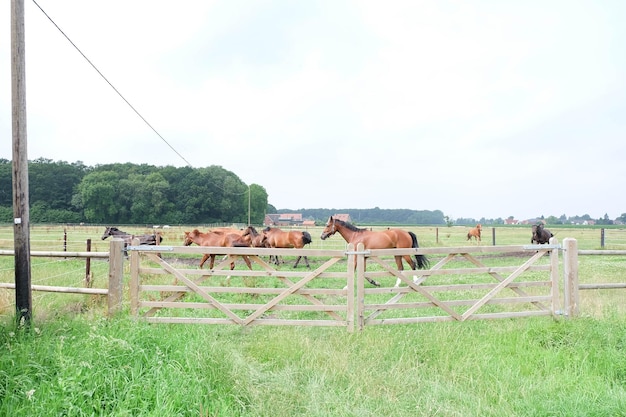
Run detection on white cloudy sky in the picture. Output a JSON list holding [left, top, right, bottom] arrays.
[[2, 1, 625, 221]]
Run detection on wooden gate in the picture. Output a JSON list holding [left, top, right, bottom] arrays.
[[128, 239, 561, 332], [355, 239, 561, 330], [129, 243, 356, 331]]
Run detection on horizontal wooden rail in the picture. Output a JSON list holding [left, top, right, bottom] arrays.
[[578, 250, 626, 255], [579, 283, 626, 290], [0, 283, 108, 295], [0, 250, 109, 258]]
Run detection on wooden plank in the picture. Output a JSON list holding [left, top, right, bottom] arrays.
[[140, 301, 346, 312], [139, 285, 346, 295], [363, 295, 553, 310], [145, 317, 347, 327], [579, 283, 626, 290], [0, 282, 107, 295], [0, 250, 109, 258]]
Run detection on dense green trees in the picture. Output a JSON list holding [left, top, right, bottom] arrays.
[[0, 159, 267, 225], [278, 207, 447, 225]]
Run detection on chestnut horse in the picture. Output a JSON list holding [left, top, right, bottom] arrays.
[[320, 216, 429, 287], [467, 224, 482, 242], [262, 227, 313, 268], [182, 229, 252, 270]]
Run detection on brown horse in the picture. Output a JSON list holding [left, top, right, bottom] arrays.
[[531, 223, 554, 244], [182, 229, 252, 270], [262, 226, 313, 268], [467, 224, 482, 242], [241, 226, 267, 248], [320, 216, 429, 287]]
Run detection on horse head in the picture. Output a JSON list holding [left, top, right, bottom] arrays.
[[101, 226, 117, 240], [320, 216, 337, 240], [182, 230, 197, 246]]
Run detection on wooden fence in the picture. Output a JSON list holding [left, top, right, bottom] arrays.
[[561, 237, 626, 317], [128, 238, 562, 331], [2, 237, 621, 326], [0, 239, 125, 316]]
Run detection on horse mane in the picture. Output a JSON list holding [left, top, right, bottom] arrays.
[[335, 219, 366, 232]]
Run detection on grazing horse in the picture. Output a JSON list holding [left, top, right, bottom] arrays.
[[531, 224, 554, 244], [262, 227, 313, 268], [467, 224, 482, 242], [182, 229, 252, 270], [320, 216, 429, 287]]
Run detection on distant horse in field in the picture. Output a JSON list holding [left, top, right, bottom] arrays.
[[467, 224, 482, 242], [262, 227, 312, 268], [531, 224, 554, 244], [320, 216, 429, 287], [101, 226, 163, 245], [101, 226, 163, 256], [182, 229, 252, 270]]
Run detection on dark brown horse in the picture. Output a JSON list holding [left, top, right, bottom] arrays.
[[320, 216, 429, 287], [101, 226, 163, 256], [183, 229, 252, 270], [262, 227, 312, 268], [467, 224, 482, 242], [101, 226, 163, 246], [531, 223, 554, 244]]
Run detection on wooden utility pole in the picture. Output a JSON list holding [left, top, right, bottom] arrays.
[[11, 0, 33, 326]]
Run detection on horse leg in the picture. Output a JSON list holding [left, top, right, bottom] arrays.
[[199, 254, 211, 268], [293, 255, 301, 268], [394, 255, 411, 287], [304, 256, 310, 268], [243, 255, 252, 270], [364, 258, 381, 287]]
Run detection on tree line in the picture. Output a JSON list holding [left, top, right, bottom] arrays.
[[0, 158, 268, 225], [278, 208, 446, 225], [2, 159, 620, 226]]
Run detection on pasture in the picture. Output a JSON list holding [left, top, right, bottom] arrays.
[[0, 224, 625, 416]]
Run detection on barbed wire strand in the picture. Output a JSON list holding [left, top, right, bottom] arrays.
[[31, 0, 193, 167]]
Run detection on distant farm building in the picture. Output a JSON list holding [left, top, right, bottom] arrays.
[[332, 214, 352, 223], [264, 213, 304, 227]]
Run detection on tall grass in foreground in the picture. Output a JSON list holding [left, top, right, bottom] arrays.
[[1, 314, 625, 416]]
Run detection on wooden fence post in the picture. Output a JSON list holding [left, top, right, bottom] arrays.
[[108, 238, 125, 316], [549, 237, 560, 316], [130, 238, 140, 317], [563, 238, 579, 317], [356, 243, 366, 331], [346, 243, 355, 333]]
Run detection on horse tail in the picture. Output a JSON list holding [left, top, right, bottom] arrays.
[[409, 231, 429, 269], [302, 231, 312, 246]]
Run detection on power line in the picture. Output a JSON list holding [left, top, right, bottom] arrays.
[[31, 0, 192, 167]]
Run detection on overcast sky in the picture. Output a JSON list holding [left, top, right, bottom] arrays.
[[2, 1, 625, 221]]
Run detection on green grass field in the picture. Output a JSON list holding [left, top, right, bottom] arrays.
[[0, 224, 625, 416]]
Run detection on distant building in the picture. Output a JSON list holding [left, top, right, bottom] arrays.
[[264, 213, 303, 227], [332, 214, 352, 223]]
